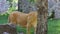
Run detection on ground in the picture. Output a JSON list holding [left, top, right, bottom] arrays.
[[0, 15, 60, 34]]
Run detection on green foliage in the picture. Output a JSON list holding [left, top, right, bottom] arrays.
[[6, 0, 13, 2], [0, 0, 18, 16], [48, 10, 55, 20], [28, 0, 34, 2], [28, 0, 36, 3], [0, 6, 15, 16]]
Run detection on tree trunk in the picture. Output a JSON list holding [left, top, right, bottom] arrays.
[[36, 0, 48, 34], [18, 0, 22, 12]]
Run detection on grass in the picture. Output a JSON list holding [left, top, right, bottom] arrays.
[[0, 15, 60, 34], [0, 15, 8, 24], [48, 19, 60, 34]]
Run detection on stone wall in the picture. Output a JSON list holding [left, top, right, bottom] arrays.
[[0, 0, 10, 14], [48, 0, 60, 19]]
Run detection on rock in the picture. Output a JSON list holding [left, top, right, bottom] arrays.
[[0, 24, 17, 34]]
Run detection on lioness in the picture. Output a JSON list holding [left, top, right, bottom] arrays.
[[8, 11, 37, 34]]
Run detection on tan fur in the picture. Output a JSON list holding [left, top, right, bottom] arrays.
[[27, 11, 37, 34], [8, 11, 37, 34]]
